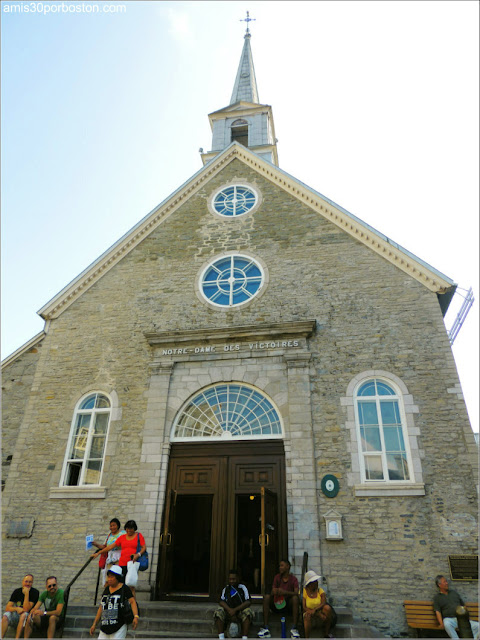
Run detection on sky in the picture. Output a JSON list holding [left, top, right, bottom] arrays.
[[1, 1, 478, 432]]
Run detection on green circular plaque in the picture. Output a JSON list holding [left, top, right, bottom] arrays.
[[321, 474, 339, 498]]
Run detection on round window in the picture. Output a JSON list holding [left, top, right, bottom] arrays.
[[200, 254, 264, 307], [212, 185, 257, 217]]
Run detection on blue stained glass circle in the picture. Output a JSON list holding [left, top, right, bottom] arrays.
[[201, 255, 264, 307], [213, 185, 257, 217]]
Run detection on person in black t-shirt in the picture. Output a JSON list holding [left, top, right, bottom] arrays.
[[214, 569, 253, 640], [89, 566, 139, 639], [1, 574, 39, 639]]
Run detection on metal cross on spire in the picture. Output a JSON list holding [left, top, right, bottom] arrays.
[[240, 11, 256, 34]]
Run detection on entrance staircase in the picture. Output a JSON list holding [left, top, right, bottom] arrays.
[[61, 601, 386, 638]]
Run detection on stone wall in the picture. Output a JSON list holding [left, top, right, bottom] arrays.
[[2, 159, 477, 635], [1, 338, 44, 487]]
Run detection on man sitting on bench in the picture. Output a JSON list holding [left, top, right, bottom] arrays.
[[433, 575, 479, 639]]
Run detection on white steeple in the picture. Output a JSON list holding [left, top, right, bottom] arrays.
[[230, 30, 259, 105], [201, 15, 278, 167]]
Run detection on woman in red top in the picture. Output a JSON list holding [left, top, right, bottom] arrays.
[[92, 520, 146, 599]]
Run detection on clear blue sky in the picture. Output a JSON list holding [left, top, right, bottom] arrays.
[[1, 1, 478, 431]]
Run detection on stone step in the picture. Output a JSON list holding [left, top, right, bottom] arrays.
[[66, 602, 355, 622], [62, 601, 385, 639]]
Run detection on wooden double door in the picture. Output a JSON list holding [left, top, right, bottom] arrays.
[[157, 441, 286, 601]]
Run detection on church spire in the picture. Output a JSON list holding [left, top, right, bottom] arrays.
[[230, 13, 259, 105], [201, 13, 279, 167]]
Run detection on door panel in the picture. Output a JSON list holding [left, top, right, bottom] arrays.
[[173, 458, 219, 492], [261, 487, 278, 594], [235, 463, 277, 489], [158, 488, 177, 596]]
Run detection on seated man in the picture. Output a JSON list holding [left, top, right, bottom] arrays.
[[258, 559, 300, 639], [433, 575, 479, 639], [214, 569, 253, 640], [24, 576, 65, 639], [1, 574, 39, 639]]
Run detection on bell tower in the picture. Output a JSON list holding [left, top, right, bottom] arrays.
[[201, 14, 279, 166]]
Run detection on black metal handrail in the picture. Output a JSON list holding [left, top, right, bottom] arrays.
[[300, 551, 308, 593], [59, 555, 95, 638]]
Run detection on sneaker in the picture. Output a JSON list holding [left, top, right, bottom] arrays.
[[290, 628, 300, 639], [257, 628, 271, 638], [327, 634, 336, 639]]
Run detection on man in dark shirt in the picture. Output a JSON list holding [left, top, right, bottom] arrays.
[[1, 574, 39, 639], [214, 569, 253, 640], [257, 559, 300, 639], [433, 575, 479, 639]]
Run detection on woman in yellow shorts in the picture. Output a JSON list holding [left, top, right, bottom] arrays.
[[302, 570, 337, 639]]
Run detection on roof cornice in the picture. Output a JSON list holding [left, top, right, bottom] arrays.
[[209, 101, 271, 118], [37, 142, 454, 321], [1, 331, 46, 369]]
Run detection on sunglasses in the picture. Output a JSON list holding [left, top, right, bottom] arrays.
[[47, 584, 57, 588]]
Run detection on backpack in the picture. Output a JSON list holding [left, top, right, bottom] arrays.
[[223, 584, 246, 609]]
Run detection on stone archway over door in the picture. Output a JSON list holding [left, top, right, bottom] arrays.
[[157, 440, 287, 601]]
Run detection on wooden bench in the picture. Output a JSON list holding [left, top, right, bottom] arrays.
[[404, 600, 479, 636]]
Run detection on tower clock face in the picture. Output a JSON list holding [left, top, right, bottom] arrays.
[[213, 185, 257, 217]]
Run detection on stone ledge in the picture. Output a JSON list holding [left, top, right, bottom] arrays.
[[354, 482, 425, 497], [145, 320, 316, 345], [49, 486, 106, 499]]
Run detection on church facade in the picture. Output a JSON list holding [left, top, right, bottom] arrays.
[[2, 30, 478, 636]]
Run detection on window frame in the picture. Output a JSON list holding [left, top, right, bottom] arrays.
[[171, 382, 284, 442], [60, 392, 112, 488], [230, 119, 249, 146], [209, 182, 261, 219], [341, 370, 425, 497], [197, 252, 267, 309], [354, 378, 413, 484]]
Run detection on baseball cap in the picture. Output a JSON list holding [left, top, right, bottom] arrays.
[[107, 566, 123, 580]]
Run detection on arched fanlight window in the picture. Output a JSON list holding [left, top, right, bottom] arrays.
[[354, 379, 412, 482], [231, 119, 248, 146], [172, 384, 283, 440], [61, 393, 111, 486]]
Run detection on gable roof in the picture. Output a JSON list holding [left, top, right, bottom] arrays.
[[37, 141, 455, 322]]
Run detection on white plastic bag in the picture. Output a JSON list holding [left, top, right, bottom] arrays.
[[125, 560, 139, 588]]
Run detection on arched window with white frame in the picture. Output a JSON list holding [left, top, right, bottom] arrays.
[[61, 392, 111, 486], [354, 378, 412, 482], [231, 119, 249, 146], [171, 383, 283, 441]]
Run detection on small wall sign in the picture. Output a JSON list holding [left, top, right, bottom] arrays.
[[448, 555, 478, 581], [321, 474, 339, 498], [323, 509, 343, 540]]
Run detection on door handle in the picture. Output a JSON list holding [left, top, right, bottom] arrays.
[[258, 533, 269, 547], [160, 533, 172, 546]]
